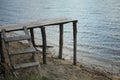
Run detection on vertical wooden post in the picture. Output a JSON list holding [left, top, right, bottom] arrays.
[[30, 28, 35, 47], [73, 21, 77, 65], [41, 26, 47, 64], [0, 33, 4, 63], [0, 32, 5, 77], [59, 24, 63, 59]]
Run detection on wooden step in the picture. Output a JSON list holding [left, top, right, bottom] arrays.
[[35, 45, 54, 48], [13, 62, 39, 70], [10, 47, 36, 56], [4, 35, 30, 42]]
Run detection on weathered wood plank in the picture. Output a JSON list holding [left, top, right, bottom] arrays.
[[13, 62, 39, 70], [40, 27, 47, 64], [59, 24, 63, 59], [4, 35, 30, 42], [23, 26, 29, 35], [0, 18, 78, 32], [10, 47, 36, 56], [73, 21, 77, 65], [35, 45, 53, 48]]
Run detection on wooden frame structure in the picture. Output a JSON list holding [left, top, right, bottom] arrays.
[[0, 18, 78, 65]]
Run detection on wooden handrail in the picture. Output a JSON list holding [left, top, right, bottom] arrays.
[[0, 18, 77, 32]]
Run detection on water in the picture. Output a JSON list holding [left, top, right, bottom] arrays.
[[0, 0, 120, 73]]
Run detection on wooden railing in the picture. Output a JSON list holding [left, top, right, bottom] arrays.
[[0, 18, 78, 65]]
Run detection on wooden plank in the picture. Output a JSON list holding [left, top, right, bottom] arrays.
[[11, 47, 36, 56], [0, 18, 78, 32], [13, 62, 39, 70], [5, 35, 30, 42], [59, 24, 63, 59], [40, 27, 47, 64], [23, 26, 29, 35], [73, 21, 77, 65], [35, 45, 54, 48], [23, 27, 33, 47]]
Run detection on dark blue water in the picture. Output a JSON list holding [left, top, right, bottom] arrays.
[[0, 0, 120, 71]]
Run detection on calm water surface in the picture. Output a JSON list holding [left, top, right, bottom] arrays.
[[0, 0, 120, 72]]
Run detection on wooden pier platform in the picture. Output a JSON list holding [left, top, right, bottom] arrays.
[[0, 18, 78, 65]]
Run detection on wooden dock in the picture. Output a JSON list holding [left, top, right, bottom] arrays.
[[0, 18, 78, 65]]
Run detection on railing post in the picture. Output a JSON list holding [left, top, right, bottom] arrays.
[[59, 24, 63, 59], [41, 26, 47, 64], [30, 28, 35, 47], [0, 33, 4, 63], [73, 21, 77, 65], [0, 32, 5, 78]]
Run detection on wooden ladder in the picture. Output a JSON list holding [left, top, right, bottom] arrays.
[[1, 27, 40, 77]]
